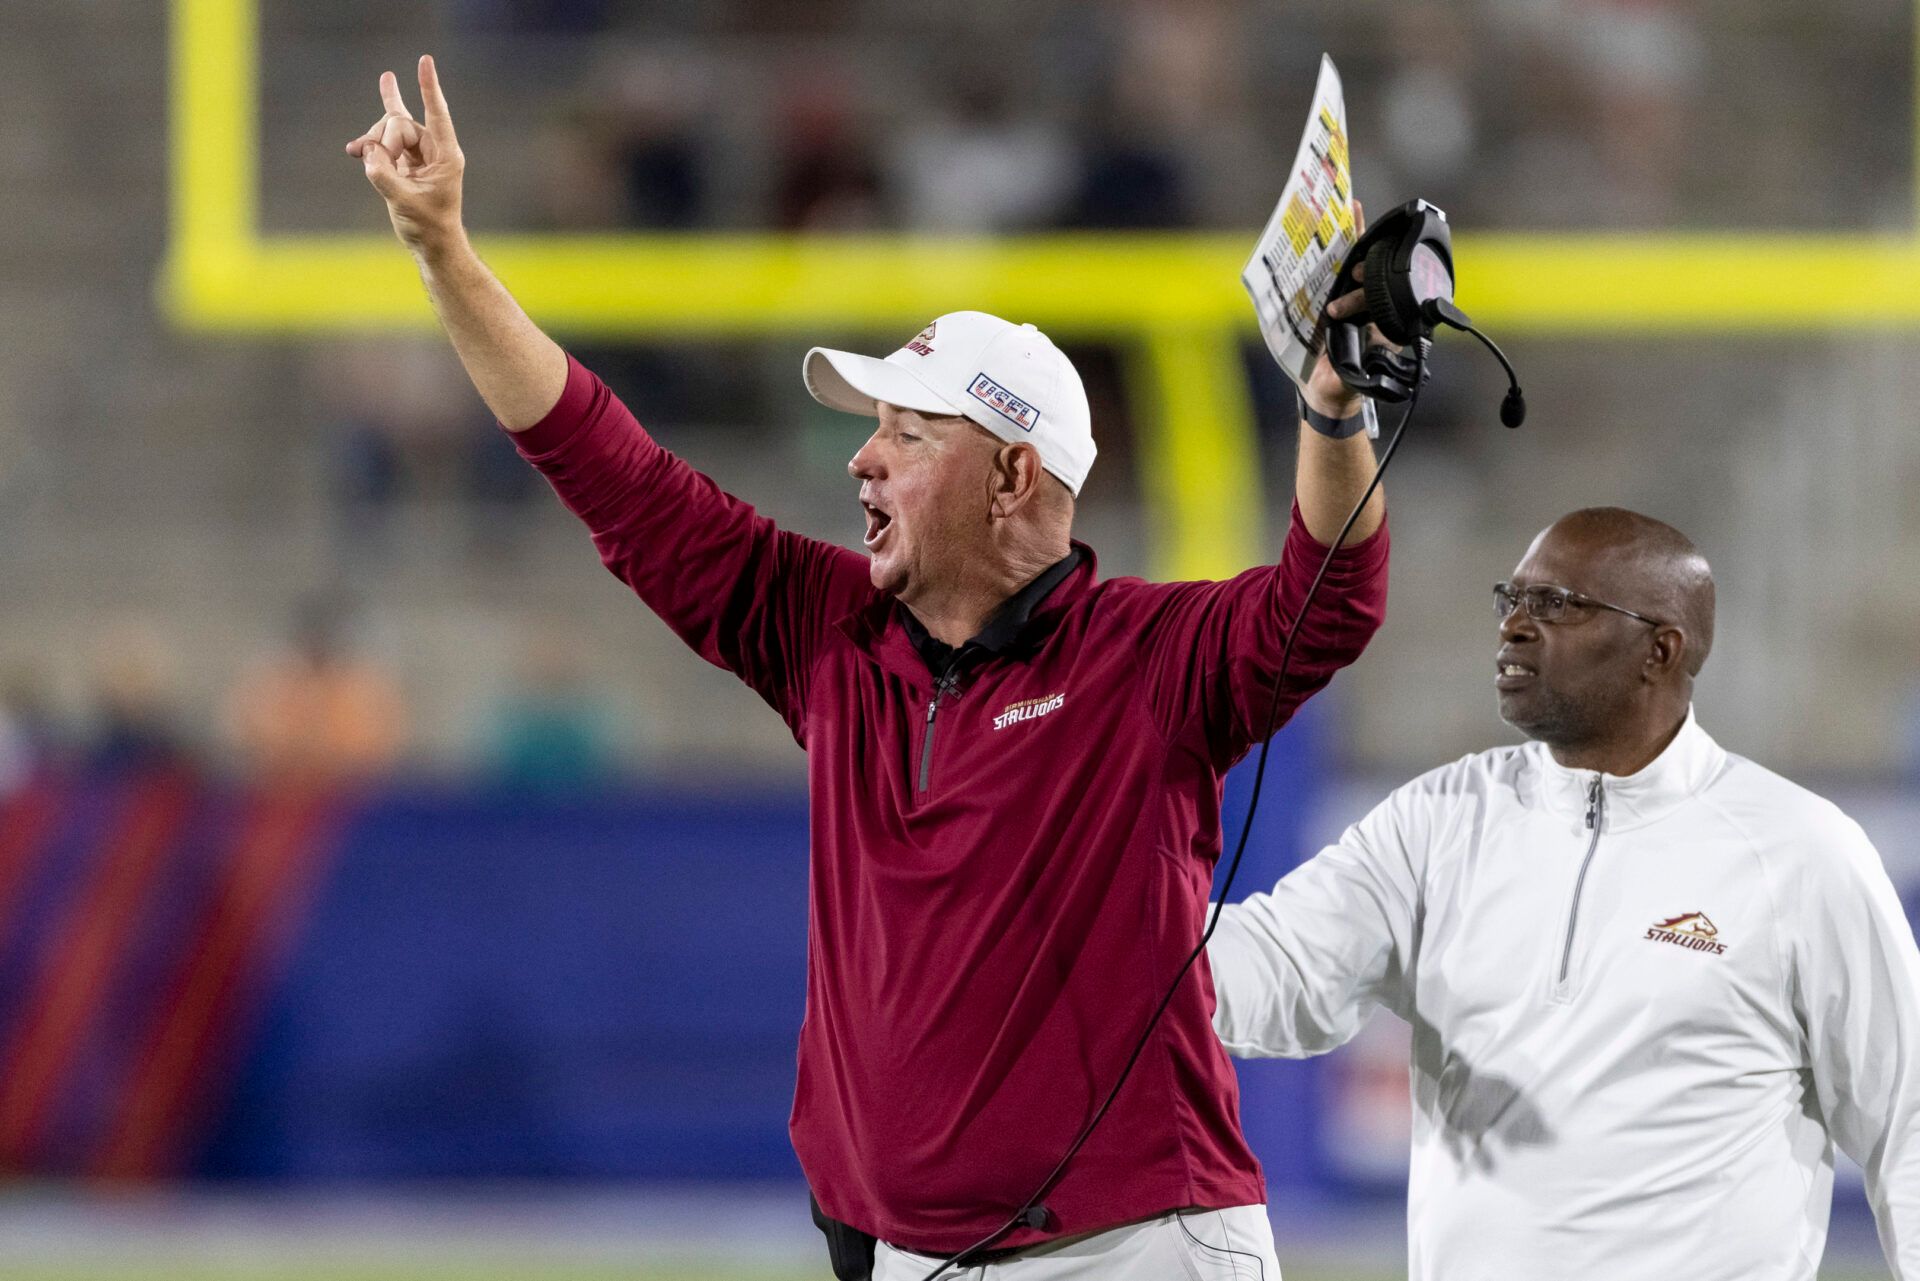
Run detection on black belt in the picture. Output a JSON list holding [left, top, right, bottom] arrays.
[[938, 1243, 1030, 1267]]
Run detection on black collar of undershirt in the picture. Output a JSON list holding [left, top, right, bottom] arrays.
[[898, 548, 1083, 676]]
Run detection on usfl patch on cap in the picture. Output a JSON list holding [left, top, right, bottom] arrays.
[[968, 373, 1041, 432]]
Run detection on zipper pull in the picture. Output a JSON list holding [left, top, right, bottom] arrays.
[[1585, 775, 1603, 830]]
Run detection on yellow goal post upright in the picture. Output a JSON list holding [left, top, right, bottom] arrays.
[[164, 0, 1920, 581]]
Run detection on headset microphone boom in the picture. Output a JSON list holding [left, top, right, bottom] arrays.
[[1325, 198, 1527, 427]]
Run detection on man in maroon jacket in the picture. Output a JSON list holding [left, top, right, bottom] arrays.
[[349, 58, 1391, 1280]]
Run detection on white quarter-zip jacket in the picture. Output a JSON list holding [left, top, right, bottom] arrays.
[[1209, 711, 1920, 1279]]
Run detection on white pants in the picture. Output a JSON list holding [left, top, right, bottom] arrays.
[[874, 1205, 1280, 1281]]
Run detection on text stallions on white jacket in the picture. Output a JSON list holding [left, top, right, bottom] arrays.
[[1209, 711, 1920, 1280]]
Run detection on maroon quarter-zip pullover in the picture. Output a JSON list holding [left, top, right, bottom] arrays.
[[512, 356, 1390, 1253]]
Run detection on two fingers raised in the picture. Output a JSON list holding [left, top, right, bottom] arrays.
[[344, 56, 457, 159]]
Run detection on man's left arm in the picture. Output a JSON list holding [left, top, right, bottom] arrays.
[[1796, 816, 1920, 1278], [1211, 345, 1389, 747], [1292, 298, 1385, 547], [1130, 290, 1389, 758]]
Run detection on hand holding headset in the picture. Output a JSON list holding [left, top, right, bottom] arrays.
[[1324, 198, 1527, 427]]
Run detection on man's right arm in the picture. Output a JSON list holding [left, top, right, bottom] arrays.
[[1209, 780, 1425, 1058], [345, 59, 873, 733], [346, 56, 566, 429], [414, 232, 569, 430]]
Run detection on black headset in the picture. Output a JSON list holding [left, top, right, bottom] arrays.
[[1325, 198, 1527, 427]]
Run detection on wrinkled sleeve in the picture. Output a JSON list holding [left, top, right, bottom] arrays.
[[1134, 502, 1387, 766], [1793, 816, 1920, 1278], [511, 355, 873, 740], [1208, 780, 1423, 1058]]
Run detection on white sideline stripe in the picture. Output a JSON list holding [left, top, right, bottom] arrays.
[[0, 1184, 816, 1265]]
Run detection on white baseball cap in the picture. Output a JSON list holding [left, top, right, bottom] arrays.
[[803, 310, 1096, 497]]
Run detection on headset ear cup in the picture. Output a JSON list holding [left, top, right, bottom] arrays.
[[1363, 240, 1405, 343]]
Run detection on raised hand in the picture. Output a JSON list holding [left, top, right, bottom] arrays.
[[345, 55, 465, 257]]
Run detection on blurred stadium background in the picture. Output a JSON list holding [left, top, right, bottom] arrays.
[[2, 0, 1917, 1276]]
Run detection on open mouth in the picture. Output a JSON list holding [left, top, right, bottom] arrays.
[[862, 501, 893, 549], [1495, 658, 1537, 689]]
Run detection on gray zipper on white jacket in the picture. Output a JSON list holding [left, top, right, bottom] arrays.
[[1555, 774, 1605, 996]]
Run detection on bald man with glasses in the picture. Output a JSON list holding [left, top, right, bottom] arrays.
[[1208, 507, 1920, 1281]]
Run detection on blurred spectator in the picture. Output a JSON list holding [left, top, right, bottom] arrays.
[[533, 119, 628, 232], [1483, 0, 1703, 228], [487, 632, 619, 793], [539, 51, 713, 231], [770, 72, 891, 230], [1058, 0, 1226, 230], [1060, 118, 1193, 230], [1489, 0, 1701, 227], [1481, 20, 1610, 227], [1379, 5, 1481, 217], [1574, 0, 1701, 227], [224, 597, 408, 782], [1107, 0, 1242, 138], [889, 76, 1074, 232], [314, 341, 456, 560], [1061, 0, 1266, 230], [83, 621, 191, 773], [311, 341, 536, 567]]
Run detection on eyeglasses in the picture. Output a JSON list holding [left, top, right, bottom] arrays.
[[1493, 581, 1664, 627]]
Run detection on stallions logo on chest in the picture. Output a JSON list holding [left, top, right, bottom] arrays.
[[1644, 912, 1729, 956], [993, 692, 1065, 732]]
